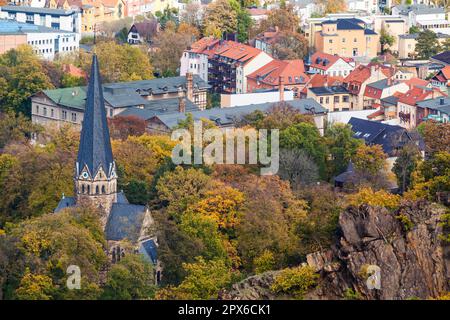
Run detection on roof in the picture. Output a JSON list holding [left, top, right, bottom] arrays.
[[432, 65, 450, 81], [344, 65, 371, 85], [416, 96, 450, 113], [117, 191, 129, 204], [322, 18, 374, 32], [153, 98, 327, 130], [364, 29, 377, 35], [213, 40, 264, 65], [37, 75, 209, 111], [76, 55, 115, 179], [431, 51, 450, 64], [62, 64, 86, 79], [367, 78, 397, 90], [54, 196, 76, 213], [398, 86, 444, 106], [129, 21, 159, 39], [118, 98, 200, 120], [139, 239, 158, 265], [0, 5, 78, 15], [310, 52, 342, 71], [334, 161, 355, 184], [394, 4, 444, 15], [247, 8, 268, 16], [308, 74, 343, 88], [403, 77, 429, 88], [381, 95, 400, 106], [105, 203, 146, 241], [247, 59, 308, 85], [0, 19, 75, 35], [309, 85, 349, 95], [348, 117, 411, 156]]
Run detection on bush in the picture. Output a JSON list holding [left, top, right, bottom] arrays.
[[347, 187, 401, 210], [254, 250, 275, 274], [271, 266, 318, 299]]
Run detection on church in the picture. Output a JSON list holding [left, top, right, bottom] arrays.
[[54, 54, 160, 282]]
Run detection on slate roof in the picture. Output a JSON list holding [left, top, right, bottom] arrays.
[[367, 78, 395, 90], [118, 98, 199, 120], [381, 95, 400, 106], [0, 19, 75, 34], [153, 98, 327, 130], [0, 5, 78, 15], [432, 51, 450, 65], [76, 55, 115, 179], [105, 203, 146, 241], [322, 18, 369, 31], [117, 191, 129, 204], [139, 239, 158, 265], [309, 86, 349, 95], [334, 161, 356, 184], [348, 117, 415, 156], [54, 196, 76, 213], [417, 96, 450, 114], [36, 75, 209, 111]]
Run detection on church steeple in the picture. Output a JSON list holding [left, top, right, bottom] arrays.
[[75, 54, 117, 218]]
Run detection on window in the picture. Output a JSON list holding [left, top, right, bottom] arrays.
[[51, 109, 54, 117], [343, 95, 349, 102], [101, 185, 106, 194], [342, 38, 346, 43], [36, 105, 39, 114], [325, 97, 329, 104], [334, 96, 339, 103], [329, 39, 333, 44], [43, 107, 47, 116], [71, 113, 77, 122], [96, 186, 99, 194], [62, 110, 67, 120], [320, 97, 324, 104]]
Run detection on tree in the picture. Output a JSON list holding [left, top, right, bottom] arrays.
[[271, 31, 308, 60], [393, 144, 421, 193], [380, 27, 395, 53], [441, 37, 450, 51], [278, 149, 319, 188], [155, 6, 179, 29], [0, 111, 43, 149], [315, 0, 347, 14], [203, 0, 238, 37], [271, 266, 318, 299], [80, 42, 153, 82], [102, 254, 156, 300], [352, 144, 386, 176], [418, 121, 450, 154], [415, 30, 441, 59], [180, 2, 202, 28], [108, 115, 147, 140], [409, 26, 421, 34]]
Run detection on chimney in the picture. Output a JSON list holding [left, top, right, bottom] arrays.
[[178, 96, 186, 113], [186, 72, 193, 102], [279, 76, 285, 102]]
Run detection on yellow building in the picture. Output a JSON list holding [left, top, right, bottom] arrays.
[[398, 33, 450, 59], [314, 18, 379, 58], [47, 0, 126, 33]]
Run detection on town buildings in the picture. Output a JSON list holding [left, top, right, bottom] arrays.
[[127, 20, 159, 44], [0, 19, 79, 59], [308, 51, 355, 77], [430, 65, 450, 94], [398, 33, 450, 59], [307, 85, 351, 112], [313, 18, 379, 58], [31, 73, 209, 127], [392, 4, 450, 35]]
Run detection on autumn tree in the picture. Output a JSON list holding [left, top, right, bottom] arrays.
[[108, 115, 147, 140], [271, 31, 308, 60], [352, 144, 386, 176], [415, 30, 441, 59], [315, 0, 347, 14], [418, 121, 450, 154], [393, 143, 421, 193], [278, 149, 319, 188], [203, 0, 238, 37], [380, 27, 395, 53], [80, 41, 153, 82], [0, 111, 43, 149]]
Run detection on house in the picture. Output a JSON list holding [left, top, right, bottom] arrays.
[[343, 64, 389, 110], [397, 86, 446, 129], [348, 117, 424, 169], [246, 59, 309, 98], [146, 98, 328, 135], [314, 18, 379, 58], [416, 96, 450, 123], [309, 52, 355, 77], [363, 78, 410, 109], [392, 4, 450, 34], [54, 54, 161, 281], [31, 73, 210, 128], [291, 0, 320, 21], [0, 19, 79, 60], [398, 33, 450, 59], [347, 0, 378, 14], [307, 85, 351, 112], [220, 89, 295, 108], [181, 38, 273, 94], [430, 65, 450, 94], [127, 20, 160, 44], [252, 26, 281, 56], [247, 8, 268, 22], [0, 5, 80, 33]]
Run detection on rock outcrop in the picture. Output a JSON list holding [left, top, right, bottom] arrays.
[[222, 201, 449, 300]]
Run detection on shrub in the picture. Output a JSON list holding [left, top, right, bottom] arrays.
[[254, 250, 275, 274], [347, 187, 401, 210], [271, 266, 319, 299]]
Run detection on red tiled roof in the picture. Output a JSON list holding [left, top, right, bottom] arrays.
[[248, 59, 309, 85], [310, 52, 341, 71], [367, 109, 384, 119], [188, 37, 221, 55], [441, 65, 450, 79], [247, 8, 268, 16], [213, 41, 264, 65], [344, 65, 371, 84], [398, 87, 446, 106], [403, 77, 429, 89], [364, 85, 383, 100], [308, 74, 343, 87], [62, 64, 86, 79]]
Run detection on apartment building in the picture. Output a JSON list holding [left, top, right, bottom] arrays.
[[393, 4, 450, 35], [307, 86, 351, 112], [314, 18, 379, 58]]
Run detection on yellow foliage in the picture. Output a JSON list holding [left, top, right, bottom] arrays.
[[347, 187, 401, 210], [271, 266, 319, 299], [15, 269, 53, 300], [129, 134, 177, 163], [254, 250, 275, 274]]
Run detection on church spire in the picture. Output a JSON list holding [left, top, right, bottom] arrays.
[[76, 54, 115, 179]]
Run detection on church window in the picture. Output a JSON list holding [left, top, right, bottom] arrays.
[[82, 184, 85, 193], [96, 186, 99, 194], [102, 185, 106, 194], [87, 185, 90, 194]]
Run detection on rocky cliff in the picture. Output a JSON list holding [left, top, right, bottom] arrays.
[[221, 201, 449, 300]]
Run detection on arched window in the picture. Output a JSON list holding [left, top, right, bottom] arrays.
[[87, 185, 90, 194], [81, 184, 85, 193], [96, 186, 99, 194], [102, 185, 106, 194]]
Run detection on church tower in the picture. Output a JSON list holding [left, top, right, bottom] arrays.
[[75, 54, 117, 223]]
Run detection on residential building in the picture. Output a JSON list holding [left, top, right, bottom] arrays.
[[252, 26, 281, 56], [348, 117, 424, 169], [125, 0, 178, 17], [347, 0, 378, 14], [307, 85, 351, 112], [181, 38, 273, 94], [146, 98, 328, 134], [363, 78, 410, 109], [247, 8, 268, 22], [0, 5, 81, 33], [0, 19, 79, 60], [430, 65, 450, 94], [417, 96, 450, 123], [397, 86, 445, 129], [309, 51, 355, 77], [291, 0, 320, 21], [220, 89, 294, 108], [127, 20, 159, 44], [392, 4, 450, 34], [314, 18, 379, 58], [246, 59, 309, 97], [377, 18, 408, 53], [31, 74, 210, 128], [398, 32, 450, 59], [343, 64, 389, 110], [54, 54, 160, 280]]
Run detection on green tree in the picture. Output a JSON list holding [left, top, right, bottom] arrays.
[[352, 144, 386, 176], [415, 30, 441, 59], [0, 111, 43, 149], [380, 27, 395, 52], [409, 26, 421, 34], [203, 0, 238, 37], [102, 254, 156, 300]]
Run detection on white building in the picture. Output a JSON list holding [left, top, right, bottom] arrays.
[[347, 0, 378, 14], [309, 51, 355, 77], [392, 4, 450, 34], [0, 19, 79, 60], [220, 90, 295, 108], [0, 5, 81, 34]]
